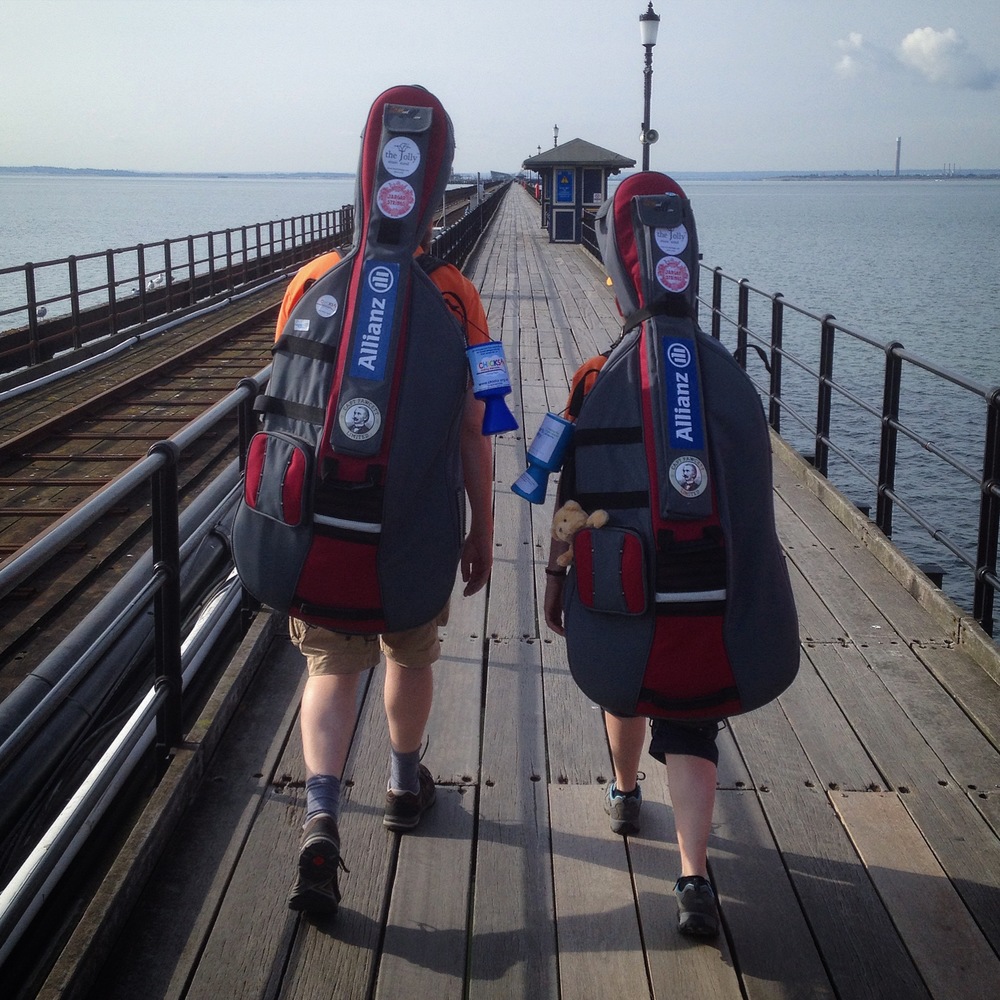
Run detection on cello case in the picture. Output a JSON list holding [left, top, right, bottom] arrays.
[[561, 172, 799, 719], [232, 85, 469, 633]]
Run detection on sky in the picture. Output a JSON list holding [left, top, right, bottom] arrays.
[[2, 0, 999, 176]]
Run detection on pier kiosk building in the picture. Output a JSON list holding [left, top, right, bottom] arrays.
[[523, 138, 634, 243]]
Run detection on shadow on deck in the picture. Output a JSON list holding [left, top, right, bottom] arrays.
[[42, 184, 1000, 1000]]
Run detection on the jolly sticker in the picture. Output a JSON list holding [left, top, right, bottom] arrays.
[[382, 136, 420, 177], [377, 179, 416, 219], [654, 225, 688, 256]]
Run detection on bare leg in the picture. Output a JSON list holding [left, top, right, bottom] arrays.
[[665, 754, 717, 877], [604, 712, 646, 792], [384, 659, 433, 753], [300, 672, 363, 778]]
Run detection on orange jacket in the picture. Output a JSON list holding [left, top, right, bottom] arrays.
[[274, 250, 490, 346]]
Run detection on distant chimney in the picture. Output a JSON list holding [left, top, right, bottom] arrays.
[[895, 137, 901, 177]]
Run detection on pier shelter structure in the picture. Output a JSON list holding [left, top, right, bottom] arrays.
[[38, 183, 1000, 1000], [523, 138, 634, 243]]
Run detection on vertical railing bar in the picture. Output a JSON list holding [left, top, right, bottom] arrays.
[[769, 293, 784, 432], [814, 314, 836, 477], [106, 250, 119, 337], [973, 386, 1000, 635], [875, 342, 904, 537], [148, 441, 183, 756]]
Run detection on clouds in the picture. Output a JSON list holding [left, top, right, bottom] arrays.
[[837, 25, 999, 91], [899, 27, 999, 90]]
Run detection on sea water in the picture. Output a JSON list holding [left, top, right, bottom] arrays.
[[1, 172, 998, 614]]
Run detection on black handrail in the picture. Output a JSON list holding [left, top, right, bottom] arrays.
[[579, 232, 998, 636], [705, 267, 999, 636], [0, 205, 355, 375]]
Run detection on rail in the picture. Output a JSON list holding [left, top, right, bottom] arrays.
[[0, 368, 267, 961], [581, 211, 998, 635], [0, 206, 354, 374], [0, 186, 515, 971]]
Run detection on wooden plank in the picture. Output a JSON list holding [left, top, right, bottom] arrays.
[[48, 617, 296, 1000], [730, 698, 931, 999], [548, 784, 649, 996], [773, 463, 950, 644], [780, 645, 888, 791], [629, 765, 744, 1000], [278, 662, 397, 1000], [710, 787, 836, 1000], [468, 485, 557, 998], [425, 573, 487, 786], [832, 791, 1000, 1000], [375, 788, 475, 1000]]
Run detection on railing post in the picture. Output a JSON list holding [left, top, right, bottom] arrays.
[[137, 243, 148, 324], [106, 249, 119, 336], [876, 342, 904, 537], [711, 268, 722, 340], [974, 385, 1000, 635], [163, 240, 173, 313], [187, 235, 196, 305], [736, 279, 750, 367], [68, 256, 81, 348], [208, 232, 217, 294], [25, 263, 40, 365], [148, 440, 183, 756], [814, 314, 836, 477], [769, 293, 784, 432]]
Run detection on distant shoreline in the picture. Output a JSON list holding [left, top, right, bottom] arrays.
[[0, 166, 355, 180], [2, 165, 998, 182]]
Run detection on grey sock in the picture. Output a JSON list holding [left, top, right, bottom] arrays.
[[305, 773, 341, 823], [389, 746, 421, 794]]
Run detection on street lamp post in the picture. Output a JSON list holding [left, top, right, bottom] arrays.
[[639, 2, 660, 171]]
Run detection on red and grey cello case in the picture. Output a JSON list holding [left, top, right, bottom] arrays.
[[232, 85, 469, 633], [561, 172, 799, 720]]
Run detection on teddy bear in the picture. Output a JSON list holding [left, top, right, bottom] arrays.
[[551, 500, 609, 567]]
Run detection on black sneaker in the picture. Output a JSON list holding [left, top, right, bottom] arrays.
[[674, 875, 719, 938], [288, 814, 346, 916], [604, 780, 642, 836], [383, 763, 437, 831]]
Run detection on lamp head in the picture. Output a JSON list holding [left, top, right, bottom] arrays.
[[639, 2, 660, 47]]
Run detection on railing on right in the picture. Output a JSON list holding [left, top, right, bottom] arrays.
[[580, 212, 999, 637]]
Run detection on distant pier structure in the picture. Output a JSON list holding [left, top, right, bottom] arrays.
[[895, 136, 901, 177]]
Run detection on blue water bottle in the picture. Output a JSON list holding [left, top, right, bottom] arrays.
[[467, 341, 519, 435], [511, 411, 575, 503]]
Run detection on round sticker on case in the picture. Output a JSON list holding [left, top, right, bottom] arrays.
[[339, 398, 381, 442], [382, 136, 420, 178], [656, 256, 690, 293], [654, 225, 688, 256], [669, 456, 708, 498], [377, 179, 416, 219], [316, 295, 339, 318]]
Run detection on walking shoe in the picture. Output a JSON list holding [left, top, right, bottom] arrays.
[[674, 875, 719, 938], [383, 763, 437, 831], [604, 780, 642, 836], [288, 814, 347, 916]]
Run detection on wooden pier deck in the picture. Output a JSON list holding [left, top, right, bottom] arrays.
[[43, 183, 1000, 1000]]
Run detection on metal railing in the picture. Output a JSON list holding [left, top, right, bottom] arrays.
[[0, 185, 519, 971], [579, 216, 999, 636], [0, 367, 268, 962], [431, 181, 511, 268], [0, 206, 355, 375]]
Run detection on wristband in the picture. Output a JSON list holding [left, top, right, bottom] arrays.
[[545, 567, 567, 578]]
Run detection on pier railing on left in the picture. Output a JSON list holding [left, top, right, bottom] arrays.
[[0, 205, 355, 375]]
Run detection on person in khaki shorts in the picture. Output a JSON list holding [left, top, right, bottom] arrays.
[[283, 247, 495, 919]]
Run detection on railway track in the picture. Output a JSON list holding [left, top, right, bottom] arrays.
[[0, 288, 280, 698]]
